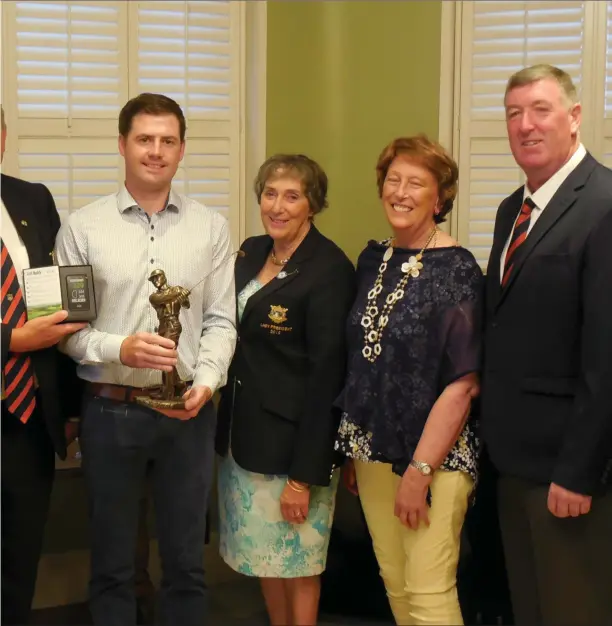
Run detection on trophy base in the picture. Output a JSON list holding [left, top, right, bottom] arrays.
[[135, 395, 186, 411]]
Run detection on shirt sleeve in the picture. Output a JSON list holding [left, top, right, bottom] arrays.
[[54, 214, 127, 364], [192, 214, 237, 393]]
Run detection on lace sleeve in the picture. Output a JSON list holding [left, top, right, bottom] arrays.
[[438, 260, 484, 388]]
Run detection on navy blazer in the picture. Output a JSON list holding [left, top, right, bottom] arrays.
[[216, 225, 356, 486], [481, 153, 612, 495], [1, 174, 82, 458]]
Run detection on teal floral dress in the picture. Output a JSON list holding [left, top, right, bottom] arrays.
[[218, 279, 339, 578]]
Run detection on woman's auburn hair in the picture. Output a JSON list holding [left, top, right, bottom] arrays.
[[375, 134, 459, 224]]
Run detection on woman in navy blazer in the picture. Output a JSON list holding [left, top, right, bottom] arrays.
[[216, 154, 355, 626]]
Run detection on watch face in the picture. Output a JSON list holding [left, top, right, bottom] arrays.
[[412, 460, 432, 475]]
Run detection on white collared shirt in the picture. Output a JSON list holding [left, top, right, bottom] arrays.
[[499, 143, 587, 283], [1, 199, 31, 291], [55, 184, 237, 392]]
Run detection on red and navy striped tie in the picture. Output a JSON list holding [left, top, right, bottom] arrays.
[[502, 197, 536, 287], [1, 239, 37, 423]]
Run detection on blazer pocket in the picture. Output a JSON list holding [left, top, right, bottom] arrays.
[[521, 376, 577, 397], [261, 394, 302, 424]]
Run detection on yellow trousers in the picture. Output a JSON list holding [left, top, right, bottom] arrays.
[[355, 461, 473, 625]]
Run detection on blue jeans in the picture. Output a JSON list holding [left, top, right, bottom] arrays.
[[80, 395, 215, 626]]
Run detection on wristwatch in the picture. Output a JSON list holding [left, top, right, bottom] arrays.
[[409, 459, 433, 476]]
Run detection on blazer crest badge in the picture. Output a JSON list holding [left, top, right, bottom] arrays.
[[268, 305, 288, 324]]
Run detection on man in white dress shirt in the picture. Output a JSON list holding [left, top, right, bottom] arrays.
[[55, 94, 237, 626]]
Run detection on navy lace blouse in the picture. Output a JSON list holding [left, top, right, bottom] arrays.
[[334, 239, 484, 480]]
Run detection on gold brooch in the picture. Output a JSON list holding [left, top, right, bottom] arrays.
[[268, 305, 288, 324]]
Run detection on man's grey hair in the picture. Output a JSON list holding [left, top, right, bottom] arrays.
[[1, 105, 5, 131], [505, 64, 579, 107]]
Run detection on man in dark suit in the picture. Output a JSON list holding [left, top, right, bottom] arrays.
[[1, 106, 85, 625], [481, 65, 612, 625]]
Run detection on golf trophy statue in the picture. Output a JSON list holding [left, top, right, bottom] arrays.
[[135, 269, 191, 410], [135, 250, 244, 411]]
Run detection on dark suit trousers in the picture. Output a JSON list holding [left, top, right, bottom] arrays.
[[1, 403, 55, 626], [498, 475, 612, 625], [80, 396, 215, 626]]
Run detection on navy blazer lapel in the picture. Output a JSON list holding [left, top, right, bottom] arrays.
[[487, 188, 523, 310], [1, 174, 46, 268], [495, 152, 597, 311], [240, 225, 321, 323], [235, 236, 271, 294]]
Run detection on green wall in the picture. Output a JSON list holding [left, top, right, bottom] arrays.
[[266, 1, 442, 261]]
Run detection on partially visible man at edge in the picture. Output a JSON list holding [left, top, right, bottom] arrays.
[[482, 64, 612, 625], [55, 93, 237, 626], [1, 104, 86, 625]]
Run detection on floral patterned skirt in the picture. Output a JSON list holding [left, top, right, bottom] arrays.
[[218, 452, 339, 578]]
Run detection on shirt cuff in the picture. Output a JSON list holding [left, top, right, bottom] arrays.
[[101, 334, 128, 364], [193, 368, 221, 395]]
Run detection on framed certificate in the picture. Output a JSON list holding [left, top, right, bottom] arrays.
[[23, 265, 97, 322]]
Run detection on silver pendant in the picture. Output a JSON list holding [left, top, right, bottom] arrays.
[[277, 271, 287, 279]]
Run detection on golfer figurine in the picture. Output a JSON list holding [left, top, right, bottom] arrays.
[[136, 269, 191, 410]]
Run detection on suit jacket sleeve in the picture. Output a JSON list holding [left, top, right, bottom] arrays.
[[1, 183, 60, 369], [552, 208, 612, 494], [41, 182, 61, 241], [288, 260, 356, 486]]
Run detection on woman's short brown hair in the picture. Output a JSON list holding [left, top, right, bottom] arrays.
[[254, 154, 329, 215], [375, 134, 459, 224]]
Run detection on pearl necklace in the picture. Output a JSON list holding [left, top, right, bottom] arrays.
[[361, 227, 438, 362]]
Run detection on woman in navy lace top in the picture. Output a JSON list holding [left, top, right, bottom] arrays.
[[334, 135, 483, 626]]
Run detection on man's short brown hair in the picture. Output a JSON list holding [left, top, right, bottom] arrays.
[[118, 93, 186, 141], [375, 135, 459, 224], [254, 154, 329, 216]]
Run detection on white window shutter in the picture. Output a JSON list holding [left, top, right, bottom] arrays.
[[8, 1, 128, 137], [17, 138, 124, 223], [2, 1, 127, 220], [2, 0, 245, 247], [132, 0, 232, 120], [130, 0, 243, 238], [455, 1, 591, 269]]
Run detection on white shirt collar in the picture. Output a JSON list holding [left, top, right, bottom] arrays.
[[117, 184, 182, 214], [522, 143, 587, 210]]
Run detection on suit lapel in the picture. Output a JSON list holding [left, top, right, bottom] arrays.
[[235, 237, 270, 294], [1, 175, 46, 268], [495, 153, 597, 311], [240, 225, 321, 323], [487, 189, 523, 310]]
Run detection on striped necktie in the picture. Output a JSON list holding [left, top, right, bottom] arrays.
[[501, 197, 536, 287], [1, 239, 37, 423]]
